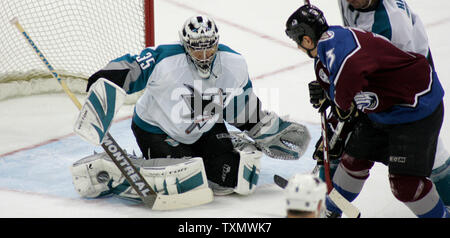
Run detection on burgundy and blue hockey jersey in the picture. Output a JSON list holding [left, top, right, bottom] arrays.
[[315, 26, 444, 124]]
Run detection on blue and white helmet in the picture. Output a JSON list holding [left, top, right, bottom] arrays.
[[179, 15, 219, 78]]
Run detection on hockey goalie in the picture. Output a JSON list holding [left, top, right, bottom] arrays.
[[70, 15, 311, 206]]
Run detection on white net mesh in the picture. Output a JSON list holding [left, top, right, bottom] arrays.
[[0, 0, 149, 101]]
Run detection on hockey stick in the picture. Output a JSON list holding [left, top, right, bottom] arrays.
[[273, 174, 360, 218], [311, 120, 345, 174], [273, 112, 360, 218], [329, 121, 345, 151], [11, 17, 212, 210], [320, 110, 334, 192], [319, 110, 361, 218]]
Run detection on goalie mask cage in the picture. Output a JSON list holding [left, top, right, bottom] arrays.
[[0, 0, 154, 101]]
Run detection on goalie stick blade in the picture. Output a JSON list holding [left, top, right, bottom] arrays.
[[273, 174, 361, 218], [151, 187, 214, 210]]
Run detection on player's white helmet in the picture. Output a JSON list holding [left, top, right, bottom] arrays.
[[179, 15, 219, 78], [285, 174, 327, 213]]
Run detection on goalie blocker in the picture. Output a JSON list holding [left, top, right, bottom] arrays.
[[74, 78, 126, 145]]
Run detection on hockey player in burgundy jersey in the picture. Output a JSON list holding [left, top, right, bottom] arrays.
[[285, 4, 449, 218], [338, 0, 450, 211]]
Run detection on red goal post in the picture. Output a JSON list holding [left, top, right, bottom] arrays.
[[0, 0, 155, 101], [145, 0, 155, 48]]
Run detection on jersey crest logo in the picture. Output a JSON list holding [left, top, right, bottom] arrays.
[[354, 91, 379, 111], [320, 30, 335, 41], [181, 84, 228, 134]]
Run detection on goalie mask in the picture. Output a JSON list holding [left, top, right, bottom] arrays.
[[179, 15, 219, 78]]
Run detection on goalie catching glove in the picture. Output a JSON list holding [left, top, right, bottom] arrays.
[[247, 111, 310, 160]]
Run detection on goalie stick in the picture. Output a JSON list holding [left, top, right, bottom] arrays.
[[11, 17, 212, 210], [273, 174, 361, 218]]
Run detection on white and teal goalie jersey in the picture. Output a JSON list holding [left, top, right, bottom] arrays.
[[95, 43, 257, 144], [339, 0, 430, 58]]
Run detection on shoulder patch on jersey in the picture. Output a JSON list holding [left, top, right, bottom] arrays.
[[354, 91, 379, 111], [320, 30, 335, 41], [318, 68, 330, 84]]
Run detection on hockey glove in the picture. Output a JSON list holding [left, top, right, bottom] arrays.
[[247, 111, 311, 160], [313, 134, 345, 165], [74, 78, 126, 145], [313, 112, 360, 164], [308, 81, 330, 112]]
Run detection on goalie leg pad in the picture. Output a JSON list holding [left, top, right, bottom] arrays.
[[233, 144, 263, 195], [139, 157, 209, 196], [70, 152, 123, 198], [71, 153, 210, 200]]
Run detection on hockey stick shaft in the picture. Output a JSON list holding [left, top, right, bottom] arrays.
[[11, 17, 158, 208], [320, 112, 361, 218], [311, 120, 345, 175], [329, 121, 344, 149], [320, 110, 333, 193]]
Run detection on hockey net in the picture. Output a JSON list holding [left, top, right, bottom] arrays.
[[0, 0, 154, 102]]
